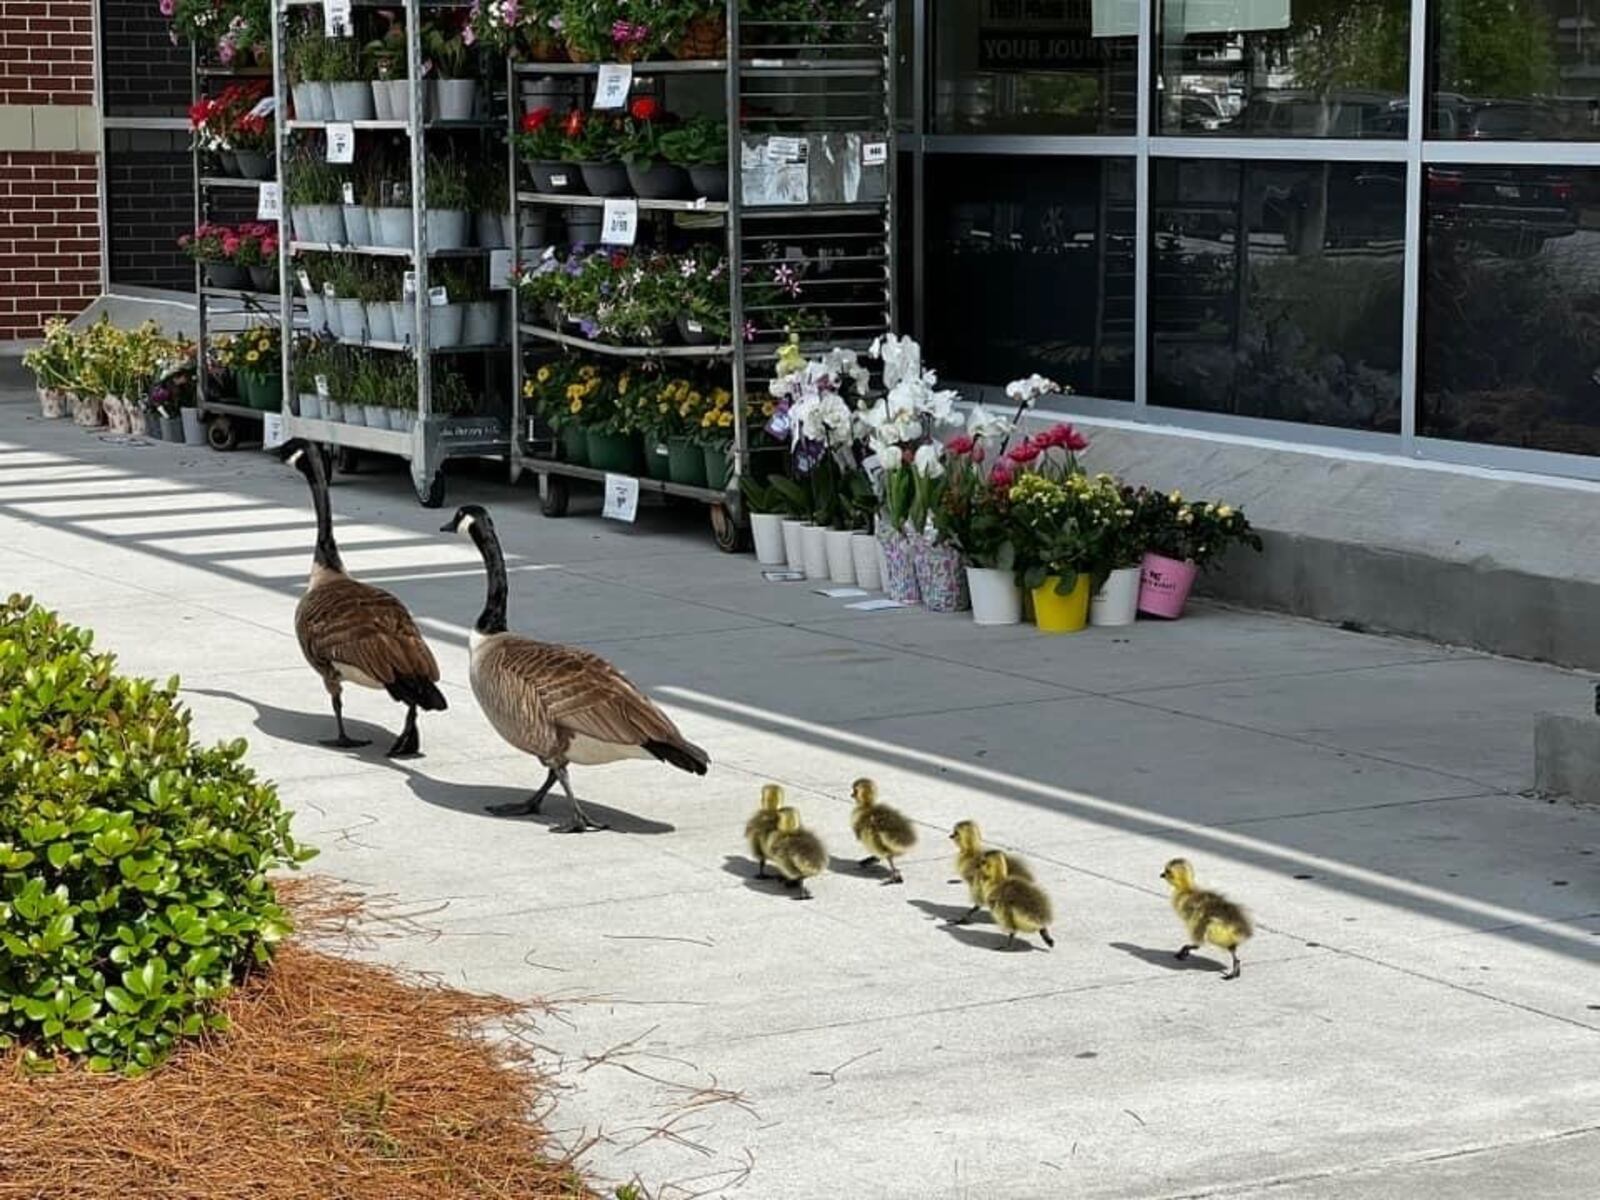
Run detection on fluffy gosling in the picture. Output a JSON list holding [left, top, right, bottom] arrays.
[[764, 807, 827, 900], [851, 777, 916, 884], [978, 850, 1055, 951], [746, 783, 785, 879], [949, 820, 1033, 924], [1161, 858, 1252, 981]]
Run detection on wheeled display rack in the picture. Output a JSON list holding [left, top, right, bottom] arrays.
[[506, 2, 897, 549], [270, 0, 512, 507]]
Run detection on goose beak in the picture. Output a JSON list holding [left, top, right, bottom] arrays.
[[439, 520, 455, 533]]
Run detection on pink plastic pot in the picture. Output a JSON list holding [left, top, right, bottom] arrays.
[[1138, 552, 1199, 619]]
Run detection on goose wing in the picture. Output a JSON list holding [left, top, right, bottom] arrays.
[[298, 575, 441, 685], [480, 637, 702, 761]]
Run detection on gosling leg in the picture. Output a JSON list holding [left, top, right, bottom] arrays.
[[857, 855, 880, 871], [549, 767, 608, 834], [1039, 928, 1055, 949], [999, 931, 1021, 951], [881, 856, 904, 886], [1175, 943, 1197, 961], [948, 904, 981, 926], [320, 692, 370, 749], [384, 704, 421, 759], [1221, 949, 1241, 982], [794, 880, 813, 901], [488, 768, 558, 817], [754, 857, 770, 880]]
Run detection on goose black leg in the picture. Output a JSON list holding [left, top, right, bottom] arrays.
[[320, 693, 370, 749], [385, 705, 421, 759], [549, 767, 609, 834], [489, 768, 557, 817]]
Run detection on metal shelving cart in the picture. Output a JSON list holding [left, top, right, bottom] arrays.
[[270, 0, 512, 507], [191, 54, 286, 450], [507, 2, 896, 550]]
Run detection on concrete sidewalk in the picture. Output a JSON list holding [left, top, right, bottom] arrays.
[[2, 393, 1597, 1200]]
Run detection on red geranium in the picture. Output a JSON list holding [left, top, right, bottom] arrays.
[[522, 106, 553, 133], [629, 96, 663, 123], [562, 109, 586, 138]]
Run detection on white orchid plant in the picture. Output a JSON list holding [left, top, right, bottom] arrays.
[[761, 337, 875, 528], [853, 334, 963, 538]]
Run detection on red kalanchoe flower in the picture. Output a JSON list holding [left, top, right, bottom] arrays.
[[1006, 438, 1041, 464], [1063, 425, 1089, 452], [522, 106, 553, 133], [629, 96, 662, 123], [946, 433, 975, 457]]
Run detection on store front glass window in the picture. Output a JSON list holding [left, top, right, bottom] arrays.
[[932, 0, 1137, 134], [1422, 164, 1600, 452], [923, 154, 1135, 398], [1155, 0, 1410, 137], [1431, 0, 1600, 140], [1149, 158, 1406, 430]]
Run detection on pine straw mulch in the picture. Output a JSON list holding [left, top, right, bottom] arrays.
[[0, 878, 590, 1200]]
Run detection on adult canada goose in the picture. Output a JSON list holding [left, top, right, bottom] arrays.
[[441, 504, 709, 833], [280, 439, 447, 757]]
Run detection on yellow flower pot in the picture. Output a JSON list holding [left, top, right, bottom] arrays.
[[1031, 575, 1090, 634]]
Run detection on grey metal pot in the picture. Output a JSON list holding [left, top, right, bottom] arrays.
[[391, 301, 415, 345], [428, 303, 466, 349], [363, 404, 388, 428], [366, 301, 396, 343], [372, 79, 408, 121], [322, 297, 344, 338], [305, 294, 327, 331], [342, 402, 366, 427], [160, 415, 185, 442], [514, 207, 549, 251], [305, 204, 346, 245], [329, 81, 375, 121], [564, 205, 603, 246], [429, 78, 478, 122], [387, 407, 414, 432], [476, 211, 507, 249], [425, 209, 470, 251], [336, 298, 367, 342], [292, 81, 331, 121], [342, 205, 372, 246], [298, 392, 323, 421], [375, 207, 412, 249], [463, 299, 500, 346]]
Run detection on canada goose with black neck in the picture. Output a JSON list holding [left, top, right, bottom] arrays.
[[279, 439, 446, 756], [441, 504, 709, 833]]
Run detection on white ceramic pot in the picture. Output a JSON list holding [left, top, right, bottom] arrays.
[[750, 512, 786, 565], [851, 533, 882, 591], [825, 529, 856, 585], [967, 566, 1022, 626], [801, 524, 829, 580], [1091, 565, 1142, 627], [781, 518, 807, 574]]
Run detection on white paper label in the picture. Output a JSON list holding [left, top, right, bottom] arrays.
[[247, 96, 276, 120], [816, 587, 868, 598], [861, 452, 883, 485], [324, 0, 352, 38], [322, 282, 336, 299], [601, 198, 638, 246], [262, 411, 285, 449], [846, 598, 907, 612], [314, 374, 330, 398], [326, 123, 355, 164], [402, 269, 416, 298], [341, 182, 356, 205], [488, 248, 513, 290], [762, 569, 806, 582], [296, 269, 312, 295], [256, 181, 281, 220], [862, 141, 888, 166], [766, 136, 805, 164], [593, 63, 634, 110], [602, 472, 640, 523], [549, 172, 568, 189], [685, 318, 703, 334], [428, 285, 448, 307]]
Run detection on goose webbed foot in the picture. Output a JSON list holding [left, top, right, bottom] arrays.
[[546, 768, 609, 833], [384, 707, 421, 759], [322, 696, 370, 749], [487, 769, 557, 818]]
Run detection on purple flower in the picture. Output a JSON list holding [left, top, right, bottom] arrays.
[[578, 318, 600, 339], [463, 23, 476, 45], [158, 0, 174, 16], [217, 37, 236, 64]]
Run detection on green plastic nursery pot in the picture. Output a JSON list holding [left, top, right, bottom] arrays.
[[251, 374, 283, 411], [702, 443, 731, 490], [560, 424, 589, 465], [642, 436, 671, 480], [666, 436, 708, 487], [585, 429, 640, 474]]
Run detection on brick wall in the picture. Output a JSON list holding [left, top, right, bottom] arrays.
[[0, 1, 95, 105], [0, 0, 97, 340]]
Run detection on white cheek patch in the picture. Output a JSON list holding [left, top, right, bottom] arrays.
[[458, 513, 476, 537], [287, 449, 305, 468]]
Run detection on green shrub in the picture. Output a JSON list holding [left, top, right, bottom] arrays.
[[0, 595, 313, 1075]]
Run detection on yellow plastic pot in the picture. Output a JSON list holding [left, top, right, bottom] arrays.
[[1031, 575, 1090, 633]]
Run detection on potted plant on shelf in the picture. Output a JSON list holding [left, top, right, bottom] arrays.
[[285, 149, 349, 245], [364, 19, 409, 121], [660, 115, 729, 201], [231, 105, 274, 180], [558, 0, 665, 62], [514, 107, 587, 195], [287, 28, 331, 121], [662, 376, 710, 486], [619, 97, 689, 199], [673, 0, 728, 59], [676, 248, 731, 344], [572, 111, 629, 198], [235, 222, 279, 293], [424, 154, 473, 250], [324, 37, 373, 121], [697, 384, 737, 489], [476, 163, 511, 249], [1135, 489, 1262, 620], [179, 223, 247, 290], [429, 261, 476, 348], [422, 12, 478, 121], [234, 324, 282, 411]]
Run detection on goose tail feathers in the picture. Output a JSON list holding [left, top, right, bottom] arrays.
[[646, 737, 710, 776]]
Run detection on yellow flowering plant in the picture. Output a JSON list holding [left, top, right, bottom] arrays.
[[1132, 487, 1262, 571]]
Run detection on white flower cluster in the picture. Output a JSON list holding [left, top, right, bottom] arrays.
[[1005, 373, 1061, 407], [769, 345, 869, 452], [856, 334, 960, 477]]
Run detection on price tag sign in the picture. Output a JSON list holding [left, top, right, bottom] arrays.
[[323, 282, 336, 300], [341, 181, 356, 205], [262, 411, 286, 449], [428, 285, 449, 307], [296, 269, 313, 296], [601, 198, 638, 246], [326, 123, 355, 164], [314, 374, 330, 398], [765, 135, 805, 164], [593, 63, 634, 110], [862, 141, 888, 167], [685, 317, 704, 335], [402, 269, 417, 298], [256, 181, 281, 220], [601, 473, 640, 523], [548, 170, 570, 190], [488, 248, 514, 290], [324, 0, 352, 37]]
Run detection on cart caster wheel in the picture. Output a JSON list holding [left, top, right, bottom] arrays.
[[417, 472, 446, 509], [335, 447, 360, 475], [207, 416, 239, 452], [540, 476, 570, 518], [710, 503, 749, 554]]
